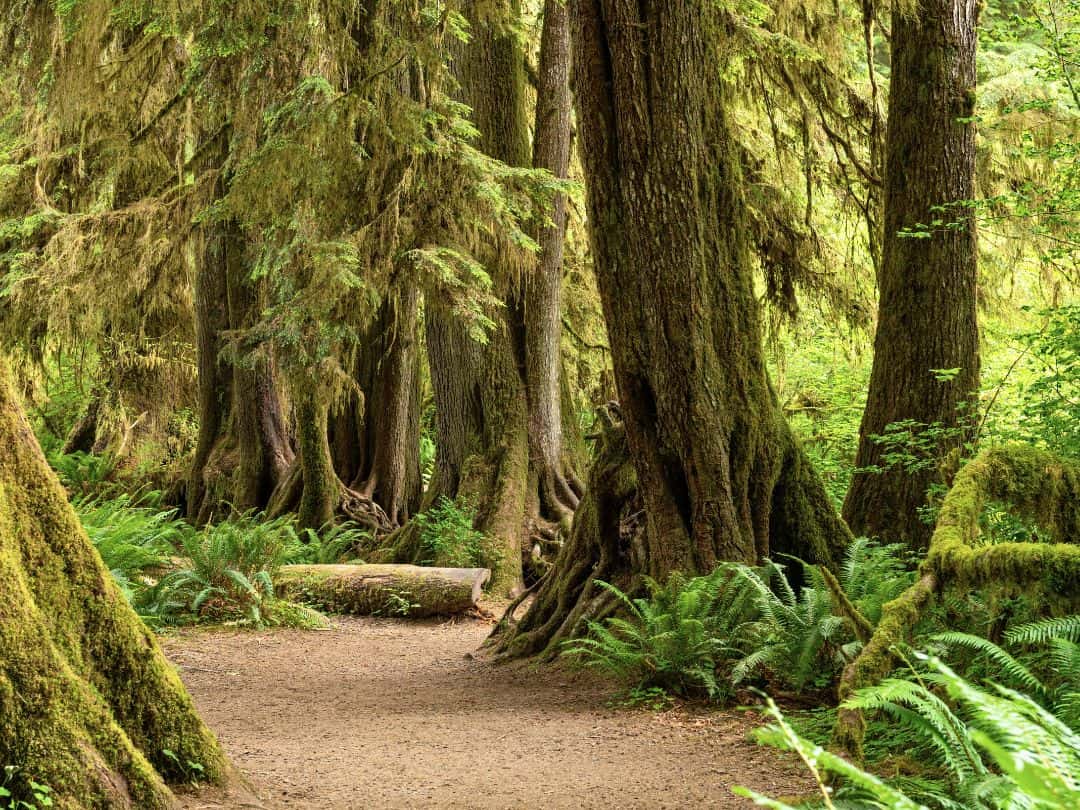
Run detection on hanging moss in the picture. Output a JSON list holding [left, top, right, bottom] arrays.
[[0, 360, 227, 808], [834, 444, 1080, 759]]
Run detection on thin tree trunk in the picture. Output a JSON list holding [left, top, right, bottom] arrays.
[[842, 0, 980, 551], [526, 0, 583, 532]]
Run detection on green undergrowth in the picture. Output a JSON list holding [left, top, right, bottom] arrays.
[[738, 655, 1080, 809], [71, 490, 369, 630], [414, 495, 503, 574], [561, 540, 916, 702]]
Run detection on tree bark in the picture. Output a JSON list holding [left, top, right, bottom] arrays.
[[525, 0, 583, 531], [0, 357, 227, 809], [331, 282, 422, 526], [496, 0, 849, 655], [842, 0, 980, 551], [186, 148, 292, 524]]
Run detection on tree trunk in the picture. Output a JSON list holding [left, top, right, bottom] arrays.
[[187, 158, 291, 524], [276, 563, 490, 618], [842, 0, 980, 551], [0, 358, 227, 809], [379, 0, 535, 594], [496, 0, 849, 655], [331, 282, 422, 526], [525, 0, 583, 532]]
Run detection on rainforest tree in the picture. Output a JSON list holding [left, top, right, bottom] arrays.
[[0, 357, 227, 808], [496, 0, 853, 657], [843, 0, 981, 550]]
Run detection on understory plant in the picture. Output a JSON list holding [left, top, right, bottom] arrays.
[[562, 540, 913, 702], [414, 496, 502, 574], [144, 514, 316, 626], [737, 657, 1080, 810], [562, 566, 760, 700], [74, 497, 330, 628]]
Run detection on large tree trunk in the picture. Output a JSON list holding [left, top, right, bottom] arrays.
[[186, 154, 292, 524], [496, 0, 849, 656], [0, 358, 228, 809], [331, 282, 422, 526], [842, 0, 980, 551], [525, 0, 583, 533]]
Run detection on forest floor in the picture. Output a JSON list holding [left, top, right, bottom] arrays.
[[166, 606, 813, 809]]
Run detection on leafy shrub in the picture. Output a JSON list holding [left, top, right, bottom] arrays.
[[287, 520, 369, 565], [562, 541, 914, 702], [414, 496, 501, 573], [732, 561, 849, 692], [49, 450, 119, 497], [931, 615, 1080, 732], [561, 567, 762, 700]]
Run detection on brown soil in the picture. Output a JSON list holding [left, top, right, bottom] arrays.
[[166, 610, 813, 809]]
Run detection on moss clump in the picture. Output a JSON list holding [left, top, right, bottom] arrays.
[[0, 360, 228, 809]]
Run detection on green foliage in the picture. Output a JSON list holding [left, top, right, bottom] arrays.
[[729, 562, 844, 691], [931, 615, 1080, 731], [72, 497, 329, 628], [0, 767, 52, 810], [737, 659, 1080, 810], [561, 568, 758, 700], [145, 514, 310, 627], [48, 451, 119, 498], [414, 496, 501, 574], [562, 541, 913, 702], [74, 494, 181, 602]]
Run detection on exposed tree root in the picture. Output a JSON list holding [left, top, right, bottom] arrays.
[[490, 404, 642, 660], [833, 445, 1080, 759]]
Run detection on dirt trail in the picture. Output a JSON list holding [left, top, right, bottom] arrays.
[[166, 611, 811, 809]]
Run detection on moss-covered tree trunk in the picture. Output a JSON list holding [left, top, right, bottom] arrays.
[[525, 0, 583, 534], [496, 0, 849, 656], [0, 358, 228, 809], [330, 282, 422, 526], [186, 154, 292, 524], [842, 0, 980, 550]]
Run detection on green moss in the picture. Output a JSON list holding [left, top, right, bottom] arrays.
[[0, 361, 227, 808]]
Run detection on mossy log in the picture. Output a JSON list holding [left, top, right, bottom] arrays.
[[833, 445, 1080, 759], [0, 359, 228, 809], [275, 564, 490, 617]]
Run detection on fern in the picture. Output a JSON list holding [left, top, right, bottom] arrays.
[[739, 659, 1080, 810], [561, 566, 761, 700]]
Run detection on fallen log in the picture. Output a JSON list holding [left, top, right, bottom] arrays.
[[275, 564, 490, 618]]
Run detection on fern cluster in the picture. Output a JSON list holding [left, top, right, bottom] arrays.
[[73, 497, 358, 628], [562, 540, 914, 701]]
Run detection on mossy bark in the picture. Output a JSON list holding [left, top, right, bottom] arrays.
[[834, 445, 1080, 758], [495, 0, 850, 655], [842, 0, 981, 551], [330, 282, 422, 526], [377, 1, 535, 595], [186, 151, 292, 524], [0, 358, 227, 809], [276, 563, 490, 618]]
